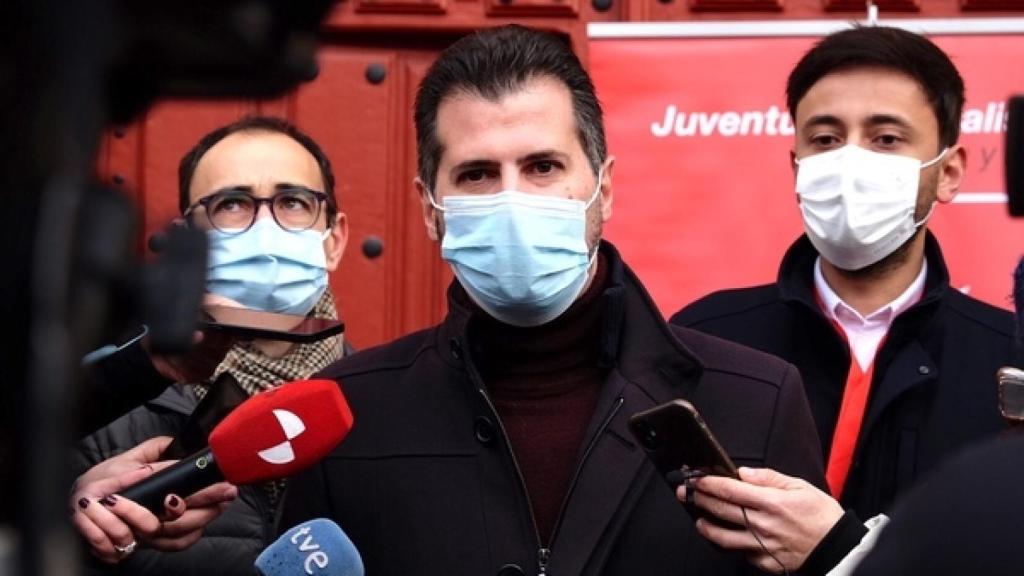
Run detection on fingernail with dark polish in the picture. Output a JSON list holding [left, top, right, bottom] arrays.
[[167, 495, 180, 507], [77, 497, 89, 509], [100, 496, 117, 507]]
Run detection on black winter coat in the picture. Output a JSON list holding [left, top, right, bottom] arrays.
[[280, 241, 826, 576], [74, 385, 273, 576], [853, 434, 1024, 576], [671, 233, 1015, 519]]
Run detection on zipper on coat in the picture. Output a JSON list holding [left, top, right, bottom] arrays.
[[476, 384, 625, 576], [476, 387, 547, 564], [545, 396, 625, 558]]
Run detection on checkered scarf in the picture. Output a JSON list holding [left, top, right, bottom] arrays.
[[194, 290, 345, 507], [196, 290, 344, 399]]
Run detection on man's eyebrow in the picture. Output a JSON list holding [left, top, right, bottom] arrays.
[[518, 150, 569, 164], [445, 151, 570, 179], [450, 159, 498, 174], [802, 114, 843, 130], [274, 182, 318, 191], [801, 113, 915, 132], [209, 184, 320, 196], [209, 185, 254, 196], [865, 113, 914, 130]]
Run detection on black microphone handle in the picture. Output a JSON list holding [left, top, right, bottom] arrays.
[[119, 447, 224, 514]]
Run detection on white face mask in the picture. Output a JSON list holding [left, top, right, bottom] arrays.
[[795, 145, 946, 271]]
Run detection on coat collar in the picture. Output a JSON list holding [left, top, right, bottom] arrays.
[[437, 239, 705, 387], [551, 241, 705, 575], [776, 231, 950, 327], [777, 233, 951, 485]]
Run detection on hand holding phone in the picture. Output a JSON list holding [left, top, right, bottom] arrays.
[[629, 399, 739, 484], [629, 399, 740, 523]]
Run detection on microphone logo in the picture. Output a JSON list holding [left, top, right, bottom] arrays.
[[257, 409, 306, 465]]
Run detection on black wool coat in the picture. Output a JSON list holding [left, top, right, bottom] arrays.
[[280, 241, 826, 576], [671, 233, 1015, 519]]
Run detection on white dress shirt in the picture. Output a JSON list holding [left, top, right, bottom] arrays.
[[813, 258, 927, 373]]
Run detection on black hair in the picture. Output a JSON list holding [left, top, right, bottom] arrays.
[[178, 115, 337, 220], [786, 26, 965, 148], [414, 24, 606, 191]]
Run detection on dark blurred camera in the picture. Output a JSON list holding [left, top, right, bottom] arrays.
[[0, 3, 337, 573]]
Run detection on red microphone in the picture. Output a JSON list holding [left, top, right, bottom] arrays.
[[120, 379, 353, 514]]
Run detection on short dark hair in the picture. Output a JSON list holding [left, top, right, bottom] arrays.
[[178, 115, 338, 221], [786, 26, 965, 149], [414, 24, 606, 191]]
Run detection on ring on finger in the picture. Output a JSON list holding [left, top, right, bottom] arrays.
[[113, 540, 137, 557]]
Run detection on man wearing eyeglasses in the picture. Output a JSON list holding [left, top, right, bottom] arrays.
[[71, 116, 351, 574], [181, 122, 346, 321]]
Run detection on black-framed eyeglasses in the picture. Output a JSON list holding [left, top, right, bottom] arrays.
[[183, 186, 329, 235]]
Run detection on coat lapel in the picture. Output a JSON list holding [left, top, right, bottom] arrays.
[[544, 242, 705, 574], [548, 364, 696, 574]]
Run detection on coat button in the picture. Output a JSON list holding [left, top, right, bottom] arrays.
[[497, 564, 525, 576], [475, 416, 496, 444], [449, 337, 462, 360], [918, 365, 931, 375]]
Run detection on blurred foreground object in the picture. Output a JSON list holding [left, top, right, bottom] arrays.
[[0, 1, 333, 574]]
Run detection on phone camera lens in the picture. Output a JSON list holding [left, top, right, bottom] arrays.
[[641, 426, 660, 450]]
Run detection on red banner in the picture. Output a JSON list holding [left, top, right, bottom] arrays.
[[590, 23, 1024, 316]]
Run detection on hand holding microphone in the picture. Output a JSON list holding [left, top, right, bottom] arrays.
[[256, 518, 364, 576], [120, 379, 354, 514], [71, 436, 238, 563]]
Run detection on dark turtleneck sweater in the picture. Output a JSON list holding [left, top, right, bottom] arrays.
[[458, 255, 609, 545]]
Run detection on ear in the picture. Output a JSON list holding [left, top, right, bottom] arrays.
[[790, 149, 803, 205], [415, 177, 441, 242], [599, 156, 615, 223], [935, 144, 966, 204], [323, 212, 348, 272]]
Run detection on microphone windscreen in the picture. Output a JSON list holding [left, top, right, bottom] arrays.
[[256, 518, 364, 576], [209, 379, 353, 484]]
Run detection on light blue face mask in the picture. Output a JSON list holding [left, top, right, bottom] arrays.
[[206, 218, 330, 316], [429, 171, 602, 327]]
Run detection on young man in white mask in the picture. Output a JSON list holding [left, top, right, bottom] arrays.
[[279, 24, 826, 576], [72, 116, 351, 574], [671, 26, 1016, 574]]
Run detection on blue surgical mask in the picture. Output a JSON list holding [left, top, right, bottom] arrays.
[[206, 218, 330, 316], [429, 171, 602, 327]]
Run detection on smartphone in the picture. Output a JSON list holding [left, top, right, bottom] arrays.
[[628, 399, 739, 488], [199, 305, 344, 343]]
